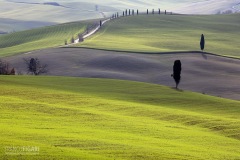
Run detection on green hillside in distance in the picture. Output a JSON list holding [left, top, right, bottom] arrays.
[[0, 21, 93, 57], [78, 14, 240, 58], [0, 76, 239, 159]]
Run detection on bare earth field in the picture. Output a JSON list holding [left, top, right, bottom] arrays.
[[4, 48, 240, 101]]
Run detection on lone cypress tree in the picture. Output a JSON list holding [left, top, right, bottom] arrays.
[[159, 8, 160, 14], [171, 60, 182, 89], [200, 34, 205, 51], [147, 9, 148, 14]]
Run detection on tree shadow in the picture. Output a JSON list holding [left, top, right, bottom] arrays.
[[171, 87, 183, 92], [201, 52, 208, 60]]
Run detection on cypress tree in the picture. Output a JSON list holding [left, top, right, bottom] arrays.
[[147, 9, 148, 14], [137, 9, 139, 15], [200, 34, 205, 51], [171, 60, 182, 89]]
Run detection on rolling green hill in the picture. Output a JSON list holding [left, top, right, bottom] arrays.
[[0, 21, 93, 57], [78, 14, 240, 58], [0, 76, 239, 159]]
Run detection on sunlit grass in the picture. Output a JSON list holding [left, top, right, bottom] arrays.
[[0, 21, 92, 57], [0, 76, 239, 159], [78, 14, 240, 58]]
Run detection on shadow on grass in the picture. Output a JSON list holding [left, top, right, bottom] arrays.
[[62, 47, 240, 60], [201, 52, 208, 60], [171, 87, 184, 92]]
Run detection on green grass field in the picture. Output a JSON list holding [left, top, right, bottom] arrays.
[[0, 21, 96, 57], [0, 76, 239, 159], [78, 14, 240, 58], [0, 21, 94, 57]]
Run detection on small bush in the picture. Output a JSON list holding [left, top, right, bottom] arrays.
[[0, 59, 15, 75]]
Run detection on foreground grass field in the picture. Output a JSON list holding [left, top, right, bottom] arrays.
[[0, 76, 239, 159], [0, 21, 93, 57], [79, 14, 240, 58]]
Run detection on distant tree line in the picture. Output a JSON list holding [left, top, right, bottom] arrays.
[[119, 8, 172, 17]]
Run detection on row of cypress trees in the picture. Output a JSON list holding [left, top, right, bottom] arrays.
[[120, 9, 169, 17]]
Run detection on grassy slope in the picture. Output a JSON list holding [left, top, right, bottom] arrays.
[[0, 21, 92, 57], [79, 14, 240, 58], [0, 76, 239, 159]]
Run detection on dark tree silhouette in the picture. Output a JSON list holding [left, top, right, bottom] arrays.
[[159, 8, 160, 14], [147, 9, 148, 14], [137, 9, 139, 15], [152, 9, 154, 14], [165, 10, 167, 14], [129, 9, 131, 15], [117, 12, 119, 17], [125, 9, 127, 16], [200, 34, 205, 51], [100, 20, 102, 27], [171, 60, 182, 89], [123, 11, 125, 16], [24, 58, 48, 75]]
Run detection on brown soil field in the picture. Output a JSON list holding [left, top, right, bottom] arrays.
[[4, 48, 240, 101]]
